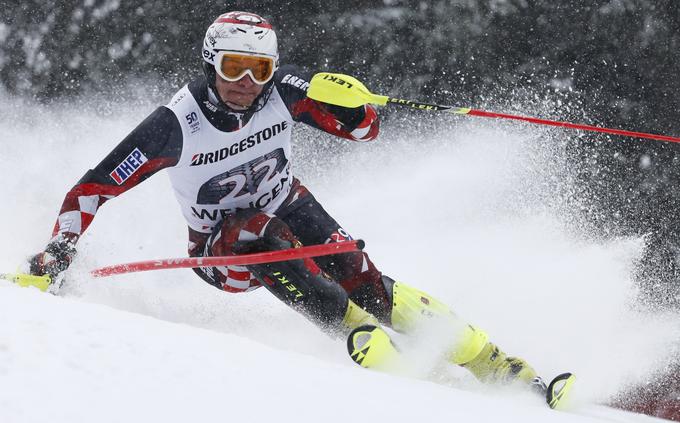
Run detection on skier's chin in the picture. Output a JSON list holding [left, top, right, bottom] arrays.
[[225, 100, 252, 110]]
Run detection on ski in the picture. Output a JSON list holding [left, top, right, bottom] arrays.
[[0, 273, 52, 292]]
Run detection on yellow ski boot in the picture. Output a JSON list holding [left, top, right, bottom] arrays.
[[340, 299, 380, 333], [457, 341, 541, 386], [387, 280, 575, 408], [388, 282, 546, 384], [343, 280, 575, 408]]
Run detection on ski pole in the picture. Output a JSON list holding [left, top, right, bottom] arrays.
[[91, 239, 365, 278], [306, 72, 680, 144]]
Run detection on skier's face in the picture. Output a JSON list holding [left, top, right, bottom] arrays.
[[215, 74, 264, 110]]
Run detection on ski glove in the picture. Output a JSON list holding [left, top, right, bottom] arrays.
[[323, 103, 366, 132], [29, 238, 77, 279]]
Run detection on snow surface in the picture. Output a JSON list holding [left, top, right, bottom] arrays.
[[1, 94, 677, 422]]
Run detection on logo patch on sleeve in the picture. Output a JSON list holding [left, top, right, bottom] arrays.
[[109, 148, 149, 185]]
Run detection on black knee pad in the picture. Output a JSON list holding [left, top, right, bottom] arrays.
[[381, 275, 395, 303], [251, 259, 349, 327]]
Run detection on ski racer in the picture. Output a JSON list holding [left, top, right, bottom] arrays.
[[27, 11, 552, 394]]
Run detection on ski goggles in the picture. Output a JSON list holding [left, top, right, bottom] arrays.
[[214, 51, 277, 85]]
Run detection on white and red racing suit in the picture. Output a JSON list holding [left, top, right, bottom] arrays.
[[46, 65, 394, 326]]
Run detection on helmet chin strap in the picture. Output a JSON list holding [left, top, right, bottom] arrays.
[[207, 86, 237, 112]]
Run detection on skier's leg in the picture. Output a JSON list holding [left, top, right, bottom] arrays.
[[199, 208, 378, 335], [272, 183, 541, 386], [277, 186, 540, 386]]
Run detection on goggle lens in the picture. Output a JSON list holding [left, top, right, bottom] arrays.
[[217, 53, 275, 85]]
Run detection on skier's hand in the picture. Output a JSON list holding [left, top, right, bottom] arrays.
[[29, 238, 77, 279], [321, 103, 366, 132]]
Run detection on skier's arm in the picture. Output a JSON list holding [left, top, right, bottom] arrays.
[[30, 106, 183, 278], [274, 65, 379, 142]]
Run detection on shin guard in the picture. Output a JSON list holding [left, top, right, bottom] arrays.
[[389, 282, 487, 364]]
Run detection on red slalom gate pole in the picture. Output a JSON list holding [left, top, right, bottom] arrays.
[[382, 98, 680, 143], [91, 240, 365, 278], [463, 108, 680, 143]]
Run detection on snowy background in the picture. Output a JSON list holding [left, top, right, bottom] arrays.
[[1, 92, 678, 422], [2, 1, 680, 421], [4, 1, 680, 304]]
